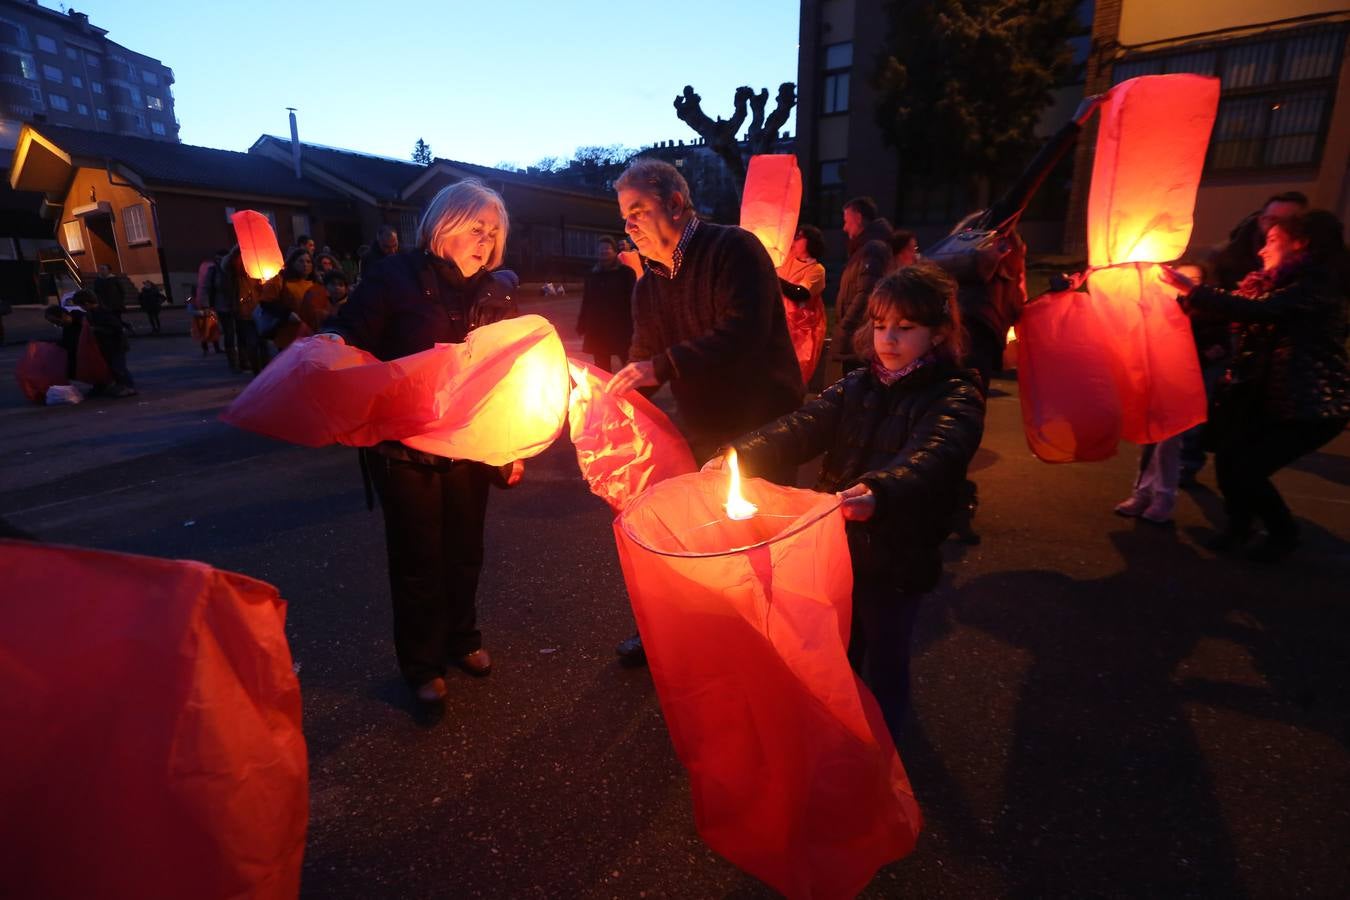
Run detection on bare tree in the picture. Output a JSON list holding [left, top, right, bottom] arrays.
[[673, 82, 796, 189]]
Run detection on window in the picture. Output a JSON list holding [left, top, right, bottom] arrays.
[[96, 108, 109, 121], [400, 211, 419, 244], [35, 34, 56, 54], [76, 102, 88, 115], [821, 42, 852, 115], [48, 93, 68, 111], [16, 51, 37, 80], [122, 204, 150, 244], [127, 85, 141, 106], [42, 63, 62, 83], [85, 53, 100, 67], [151, 121, 165, 135], [71, 74, 82, 88], [146, 94, 162, 110], [65, 47, 78, 60], [91, 80, 103, 94], [1114, 24, 1345, 171], [141, 69, 158, 86], [63, 221, 84, 254], [816, 159, 846, 226]]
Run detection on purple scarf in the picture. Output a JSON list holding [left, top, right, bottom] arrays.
[[872, 352, 935, 386]]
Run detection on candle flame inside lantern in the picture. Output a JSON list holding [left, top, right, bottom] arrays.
[[1006, 325, 1017, 343], [724, 448, 758, 521]]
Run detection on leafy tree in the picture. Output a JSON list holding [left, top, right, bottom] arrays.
[[412, 138, 433, 166], [874, 0, 1082, 207]]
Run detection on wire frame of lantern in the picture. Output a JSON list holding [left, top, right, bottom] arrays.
[[617, 466, 841, 559]]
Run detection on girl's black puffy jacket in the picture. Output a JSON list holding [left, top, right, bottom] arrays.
[[730, 361, 986, 593]]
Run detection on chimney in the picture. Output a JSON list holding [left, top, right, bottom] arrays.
[[287, 108, 302, 178]]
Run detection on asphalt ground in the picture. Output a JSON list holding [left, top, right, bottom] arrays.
[[2, 299, 1348, 899]]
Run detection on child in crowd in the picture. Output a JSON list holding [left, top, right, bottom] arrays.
[[715, 262, 986, 740]]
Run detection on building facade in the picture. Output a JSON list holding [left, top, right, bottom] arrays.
[[0, 0, 178, 143], [1066, 0, 1350, 254]]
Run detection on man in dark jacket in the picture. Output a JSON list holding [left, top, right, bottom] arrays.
[[606, 158, 805, 664], [577, 236, 636, 372], [359, 225, 400, 280], [828, 196, 893, 381], [137, 280, 165, 334]]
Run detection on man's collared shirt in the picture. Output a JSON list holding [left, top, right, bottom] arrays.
[[644, 216, 700, 280]]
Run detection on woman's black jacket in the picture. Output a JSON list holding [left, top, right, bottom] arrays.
[[731, 362, 986, 593], [1183, 266, 1349, 422]]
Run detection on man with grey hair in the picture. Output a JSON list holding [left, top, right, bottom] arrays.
[[606, 157, 804, 664]]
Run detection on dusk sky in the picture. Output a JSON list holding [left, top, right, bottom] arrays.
[[70, 0, 801, 168]]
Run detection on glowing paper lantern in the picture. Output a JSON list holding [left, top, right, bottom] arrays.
[[231, 209, 284, 282], [566, 358, 695, 511], [221, 315, 570, 466], [741, 154, 802, 268], [615, 471, 921, 897], [1085, 74, 1219, 444], [1017, 290, 1121, 462], [0, 539, 307, 900]]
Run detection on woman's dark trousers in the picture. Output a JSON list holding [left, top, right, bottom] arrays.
[[1215, 417, 1346, 537], [369, 455, 491, 686], [848, 580, 923, 744]]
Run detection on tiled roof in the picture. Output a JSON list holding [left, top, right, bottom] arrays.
[[33, 125, 336, 200], [253, 136, 420, 201]]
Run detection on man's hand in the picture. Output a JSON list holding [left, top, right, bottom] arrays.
[[838, 483, 877, 522], [606, 360, 658, 394], [315, 332, 345, 344], [502, 459, 525, 486]]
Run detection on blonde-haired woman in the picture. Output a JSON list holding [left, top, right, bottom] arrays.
[[322, 179, 522, 705]]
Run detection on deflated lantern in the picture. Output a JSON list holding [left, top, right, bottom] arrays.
[[614, 470, 921, 899], [231, 209, 285, 282], [221, 315, 570, 466], [0, 540, 307, 900], [566, 359, 695, 511], [741, 154, 802, 269]]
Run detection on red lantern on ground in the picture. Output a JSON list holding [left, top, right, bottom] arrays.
[[615, 470, 921, 898], [221, 315, 570, 466], [231, 209, 284, 282], [1085, 74, 1219, 444], [0, 539, 307, 900], [14, 341, 68, 403], [741, 154, 801, 268], [566, 359, 695, 511]]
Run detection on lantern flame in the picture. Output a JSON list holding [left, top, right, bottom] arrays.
[[724, 448, 758, 521], [1006, 325, 1017, 343]]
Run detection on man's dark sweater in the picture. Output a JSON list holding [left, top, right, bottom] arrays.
[[629, 221, 804, 454]]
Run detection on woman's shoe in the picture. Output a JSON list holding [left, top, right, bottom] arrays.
[[1246, 532, 1300, 563], [1114, 490, 1152, 517], [1141, 492, 1176, 525], [415, 677, 447, 703], [457, 649, 492, 677]]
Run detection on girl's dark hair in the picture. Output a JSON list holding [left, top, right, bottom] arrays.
[[889, 228, 917, 255], [1277, 209, 1346, 268], [795, 224, 825, 261], [852, 261, 964, 364], [72, 288, 97, 307]]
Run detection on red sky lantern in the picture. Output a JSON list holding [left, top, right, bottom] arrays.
[[566, 359, 695, 511], [0, 539, 307, 900], [231, 209, 284, 282], [1018, 74, 1219, 460], [222, 315, 570, 465], [741, 154, 801, 268], [615, 469, 921, 897], [1085, 73, 1218, 444]]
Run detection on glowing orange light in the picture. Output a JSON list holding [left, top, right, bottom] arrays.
[[231, 209, 284, 282], [1006, 325, 1017, 343], [740, 155, 802, 268], [724, 448, 758, 520]]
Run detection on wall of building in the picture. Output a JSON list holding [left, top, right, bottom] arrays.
[[1119, 0, 1346, 47], [58, 166, 159, 284]]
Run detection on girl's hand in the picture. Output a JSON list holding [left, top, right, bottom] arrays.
[[1159, 265, 1198, 297], [502, 459, 525, 486], [838, 483, 877, 521], [701, 455, 726, 473], [314, 332, 345, 344], [605, 360, 657, 394]]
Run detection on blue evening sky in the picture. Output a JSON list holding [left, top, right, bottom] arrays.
[[70, 0, 800, 168]]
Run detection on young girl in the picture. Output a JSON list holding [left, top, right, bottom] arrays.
[[715, 262, 986, 741]]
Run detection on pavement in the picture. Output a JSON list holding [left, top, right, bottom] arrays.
[[2, 299, 1348, 899]]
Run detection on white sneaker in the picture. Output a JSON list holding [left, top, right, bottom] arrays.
[[1114, 490, 1151, 517], [1141, 492, 1176, 524]]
